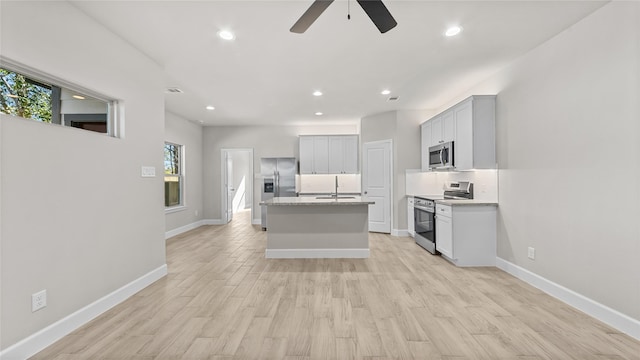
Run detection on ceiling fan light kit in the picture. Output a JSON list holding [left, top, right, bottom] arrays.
[[291, 0, 397, 34]]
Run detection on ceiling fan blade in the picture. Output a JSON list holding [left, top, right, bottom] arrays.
[[356, 0, 397, 33], [290, 0, 335, 33]]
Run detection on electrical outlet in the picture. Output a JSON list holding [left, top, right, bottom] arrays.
[[32, 290, 47, 312], [141, 166, 156, 177], [527, 247, 535, 260]]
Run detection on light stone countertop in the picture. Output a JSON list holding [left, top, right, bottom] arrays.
[[435, 199, 498, 206], [261, 196, 375, 206], [408, 194, 498, 206]]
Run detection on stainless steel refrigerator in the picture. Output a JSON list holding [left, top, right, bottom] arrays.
[[260, 157, 297, 230]]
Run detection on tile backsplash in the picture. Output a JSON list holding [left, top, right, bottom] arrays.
[[405, 169, 498, 202], [299, 174, 361, 194]]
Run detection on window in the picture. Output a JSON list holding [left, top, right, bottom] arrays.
[[164, 142, 183, 208], [0, 60, 118, 136]]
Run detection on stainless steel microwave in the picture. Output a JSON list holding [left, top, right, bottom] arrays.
[[428, 141, 454, 170]]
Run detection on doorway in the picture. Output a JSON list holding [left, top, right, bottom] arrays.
[[362, 139, 392, 233], [221, 148, 254, 224]]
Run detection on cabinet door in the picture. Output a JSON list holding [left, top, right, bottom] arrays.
[[328, 136, 344, 174], [407, 197, 415, 237], [436, 214, 453, 259], [313, 136, 329, 174], [342, 135, 359, 174], [430, 116, 443, 145], [421, 122, 432, 171], [442, 110, 455, 143], [299, 136, 314, 174], [453, 100, 473, 170]]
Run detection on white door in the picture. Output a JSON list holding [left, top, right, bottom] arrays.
[[225, 153, 234, 223], [363, 140, 391, 233]]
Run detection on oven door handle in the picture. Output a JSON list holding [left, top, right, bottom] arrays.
[[414, 205, 434, 212]]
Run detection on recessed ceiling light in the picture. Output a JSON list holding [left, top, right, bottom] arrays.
[[445, 26, 462, 37], [313, 91, 323, 96], [315, 112, 323, 116], [218, 30, 235, 40], [206, 105, 215, 110], [381, 89, 391, 95], [72, 95, 85, 100]]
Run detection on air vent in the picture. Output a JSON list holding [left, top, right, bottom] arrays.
[[387, 96, 399, 101], [166, 87, 184, 93]]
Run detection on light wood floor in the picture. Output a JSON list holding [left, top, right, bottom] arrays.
[[33, 209, 640, 359]]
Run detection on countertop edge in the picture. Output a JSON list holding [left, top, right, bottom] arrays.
[[435, 200, 498, 206], [260, 196, 375, 206]]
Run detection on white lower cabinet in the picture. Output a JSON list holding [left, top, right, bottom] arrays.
[[407, 196, 415, 237], [435, 203, 496, 267], [435, 206, 453, 258]]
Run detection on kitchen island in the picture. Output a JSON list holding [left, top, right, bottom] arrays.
[[260, 196, 375, 258]]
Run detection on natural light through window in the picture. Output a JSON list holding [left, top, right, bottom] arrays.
[[164, 142, 184, 208]]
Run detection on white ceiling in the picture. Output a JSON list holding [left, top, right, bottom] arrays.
[[71, 0, 606, 126]]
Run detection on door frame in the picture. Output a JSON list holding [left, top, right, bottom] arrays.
[[220, 148, 254, 224], [362, 139, 393, 233]]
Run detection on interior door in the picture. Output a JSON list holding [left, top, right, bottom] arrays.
[[363, 140, 391, 233], [225, 153, 234, 223]]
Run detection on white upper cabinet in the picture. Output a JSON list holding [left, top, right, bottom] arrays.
[[430, 110, 455, 145], [420, 121, 433, 171], [300, 135, 358, 174], [300, 135, 328, 174], [299, 136, 315, 174], [420, 95, 496, 171], [338, 135, 358, 174], [454, 96, 496, 170], [442, 110, 455, 143]]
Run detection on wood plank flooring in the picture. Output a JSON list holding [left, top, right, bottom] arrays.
[[32, 210, 640, 359]]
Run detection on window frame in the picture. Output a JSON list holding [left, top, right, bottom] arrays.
[[0, 56, 121, 137], [164, 141, 185, 211]]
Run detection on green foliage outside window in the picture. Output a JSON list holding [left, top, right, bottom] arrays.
[[164, 143, 182, 207], [0, 68, 52, 123]]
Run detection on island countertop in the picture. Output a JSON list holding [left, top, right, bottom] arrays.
[[261, 196, 375, 206]]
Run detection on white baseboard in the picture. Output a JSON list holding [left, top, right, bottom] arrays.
[[496, 257, 640, 340], [0, 265, 167, 360], [202, 219, 225, 225], [265, 248, 369, 259], [165, 220, 206, 239], [391, 229, 410, 237]]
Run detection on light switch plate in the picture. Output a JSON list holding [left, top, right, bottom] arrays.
[[141, 166, 156, 177]]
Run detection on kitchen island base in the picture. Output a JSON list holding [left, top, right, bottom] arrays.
[[263, 198, 372, 258]]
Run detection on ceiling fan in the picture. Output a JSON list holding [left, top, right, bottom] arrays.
[[290, 0, 397, 34]]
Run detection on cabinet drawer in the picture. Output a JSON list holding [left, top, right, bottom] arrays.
[[436, 204, 452, 217]]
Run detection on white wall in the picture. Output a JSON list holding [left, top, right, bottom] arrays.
[[1, 1, 166, 351], [361, 109, 434, 234], [203, 124, 358, 223], [440, 2, 640, 321], [165, 112, 204, 233]]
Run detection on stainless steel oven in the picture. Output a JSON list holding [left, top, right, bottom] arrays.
[[414, 197, 437, 254]]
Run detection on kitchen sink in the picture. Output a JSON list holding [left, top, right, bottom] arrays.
[[315, 196, 356, 200]]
